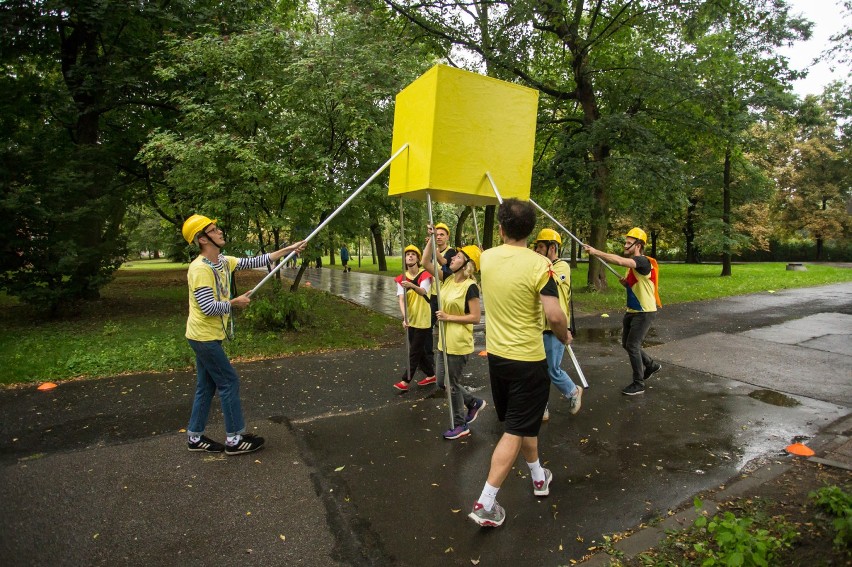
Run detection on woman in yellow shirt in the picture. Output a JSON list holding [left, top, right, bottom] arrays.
[[424, 228, 486, 440]]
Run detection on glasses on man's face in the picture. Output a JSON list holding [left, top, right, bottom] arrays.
[[205, 226, 223, 236]]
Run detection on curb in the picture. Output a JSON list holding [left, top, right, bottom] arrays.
[[578, 413, 852, 565]]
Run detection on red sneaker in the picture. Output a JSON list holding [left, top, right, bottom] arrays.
[[416, 376, 437, 386], [393, 381, 409, 392]]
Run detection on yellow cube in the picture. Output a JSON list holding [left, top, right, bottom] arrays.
[[388, 64, 539, 206]]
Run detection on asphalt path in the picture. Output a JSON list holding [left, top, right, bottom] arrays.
[[1, 272, 850, 566]]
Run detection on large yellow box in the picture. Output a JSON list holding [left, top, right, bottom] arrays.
[[388, 65, 539, 206]]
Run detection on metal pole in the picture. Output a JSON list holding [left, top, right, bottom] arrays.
[[566, 344, 590, 389], [485, 171, 503, 204], [400, 198, 411, 383], [471, 206, 482, 249], [529, 198, 621, 279], [249, 143, 409, 296], [488, 174, 590, 389], [427, 193, 455, 430]]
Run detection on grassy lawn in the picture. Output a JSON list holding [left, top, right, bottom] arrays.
[[336, 257, 852, 313], [0, 259, 849, 386], [0, 264, 398, 386]]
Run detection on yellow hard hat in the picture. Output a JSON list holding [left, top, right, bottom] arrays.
[[459, 245, 482, 272], [403, 244, 421, 259], [182, 214, 216, 245], [625, 227, 647, 243], [434, 222, 450, 234], [534, 228, 562, 245]]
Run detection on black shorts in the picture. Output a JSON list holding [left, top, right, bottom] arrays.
[[488, 353, 549, 437]]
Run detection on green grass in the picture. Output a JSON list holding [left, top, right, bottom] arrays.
[[120, 258, 189, 270], [567, 262, 852, 314], [0, 267, 398, 386], [0, 260, 849, 386]]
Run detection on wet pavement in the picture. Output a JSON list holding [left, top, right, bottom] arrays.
[[1, 270, 851, 566]]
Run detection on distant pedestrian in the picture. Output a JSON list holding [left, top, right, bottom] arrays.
[[469, 199, 570, 528], [584, 227, 662, 396], [533, 229, 582, 419], [340, 244, 351, 272], [423, 229, 486, 440], [392, 245, 436, 391], [181, 214, 306, 454]]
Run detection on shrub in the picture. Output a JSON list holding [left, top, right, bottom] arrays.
[[690, 499, 797, 566], [241, 283, 313, 331], [810, 485, 852, 550]]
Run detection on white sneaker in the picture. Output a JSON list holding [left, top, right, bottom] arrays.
[[533, 468, 553, 497], [569, 386, 583, 415]]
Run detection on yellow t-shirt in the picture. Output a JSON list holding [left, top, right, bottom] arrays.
[[625, 256, 658, 313], [543, 258, 571, 331], [186, 255, 239, 341], [397, 269, 432, 329], [437, 277, 480, 355], [480, 245, 551, 361]]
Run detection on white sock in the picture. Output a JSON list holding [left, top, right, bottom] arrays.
[[226, 434, 241, 447], [189, 435, 200, 444], [477, 482, 500, 511], [527, 459, 545, 484]]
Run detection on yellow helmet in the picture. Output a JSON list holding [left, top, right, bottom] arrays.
[[182, 214, 216, 245], [434, 222, 450, 235], [403, 244, 421, 259], [534, 228, 562, 245], [459, 245, 482, 272], [625, 227, 647, 243]]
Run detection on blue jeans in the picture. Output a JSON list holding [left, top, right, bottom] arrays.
[[187, 339, 246, 437], [543, 332, 578, 399]]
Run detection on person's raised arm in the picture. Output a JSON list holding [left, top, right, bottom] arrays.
[[270, 240, 308, 262], [582, 245, 637, 269], [421, 225, 443, 281]]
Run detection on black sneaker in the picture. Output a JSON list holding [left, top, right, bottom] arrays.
[[188, 435, 225, 453], [643, 362, 662, 381], [622, 381, 645, 396], [225, 433, 265, 455]]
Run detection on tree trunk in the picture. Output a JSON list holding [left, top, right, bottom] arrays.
[[721, 145, 732, 277], [649, 230, 657, 258], [370, 221, 387, 272], [290, 264, 308, 292], [456, 206, 472, 247], [685, 195, 699, 263], [483, 205, 495, 249], [570, 222, 578, 268], [587, 155, 611, 291]]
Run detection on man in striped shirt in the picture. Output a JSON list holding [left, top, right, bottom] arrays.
[[181, 214, 306, 455]]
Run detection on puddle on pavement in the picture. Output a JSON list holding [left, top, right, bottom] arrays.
[[748, 389, 801, 407], [573, 327, 662, 347]]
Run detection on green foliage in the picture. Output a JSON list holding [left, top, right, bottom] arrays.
[[690, 504, 796, 567], [0, 0, 274, 312], [810, 485, 852, 550], [242, 283, 313, 332]]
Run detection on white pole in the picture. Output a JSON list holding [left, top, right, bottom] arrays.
[[427, 193, 455, 430], [566, 344, 590, 389], [528, 198, 621, 279], [249, 143, 409, 296], [485, 171, 503, 204], [400, 199, 411, 383]]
